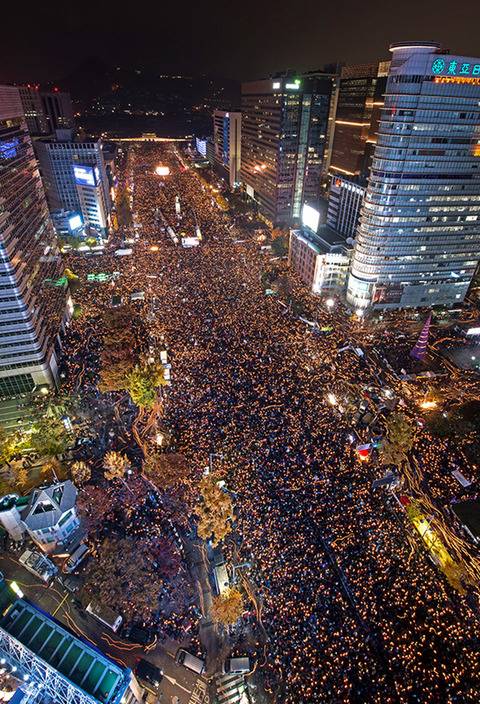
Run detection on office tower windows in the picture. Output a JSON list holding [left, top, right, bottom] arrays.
[[0, 86, 69, 396], [347, 42, 480, 310], [213, 110, 241, 188], [330, 62, 389, 181], [241, 73, 336, 226], [18, 86, 74, 137], [35, 138, 111, 236]]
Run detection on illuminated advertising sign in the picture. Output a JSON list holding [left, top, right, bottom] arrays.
[[302, 204, 320, 233], [0, 138, 19, 160], [73, 165, 96, 187], [285, 79, 301, 90], [68, 214, 83, 231], [195, 138, 207, 157], [431, 57, 480, 77], [272, 81, 281, 90]]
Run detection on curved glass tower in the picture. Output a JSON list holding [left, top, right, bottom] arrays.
[[347, 42, 480, 309]]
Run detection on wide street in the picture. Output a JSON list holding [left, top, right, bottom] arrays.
[[50, 140, 480, 703]]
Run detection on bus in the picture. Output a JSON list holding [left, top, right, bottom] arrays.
[[86, 600, 123, 632]]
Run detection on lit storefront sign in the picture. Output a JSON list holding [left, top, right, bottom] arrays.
[[431, 57, 480, 77]]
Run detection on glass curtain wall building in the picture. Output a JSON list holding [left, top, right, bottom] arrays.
[[240, 74, 335, 226], [213, 110, 241, 188], [347, 42, 480, 310], [330, 62, 389, 181], [0, 86, 69, 397]]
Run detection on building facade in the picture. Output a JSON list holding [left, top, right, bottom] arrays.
[[18, 86, 74, 137], [347, 42, 480, 310], [240, 73, 336, 226], [289, 204, 352, 294], [35, 138, 111, 236], [0, 86, 69, 397], [0, 481, 82, 552], [327, 176, 366, 238], [330, 62, 389, 181], [213, 110, 241, 188]]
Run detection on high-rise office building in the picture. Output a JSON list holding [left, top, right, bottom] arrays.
[[0, 86, 69, 397], [327, 176, 366, 238], [347, 42, 480, 310], [213, 110, 241, 188], [330, 62, 389, 181], [240, 73, 336, 226], [35, 136, 111, 236], [18, 86, 74, 137]]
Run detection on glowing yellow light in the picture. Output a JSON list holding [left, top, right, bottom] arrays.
[[334, 120, 370, 127], [9, 581, 24, 598], [150, 245, 159, 252], [329, 165, 356, 176], [420, 399, 437, 410], [155, 165, 170, 176]]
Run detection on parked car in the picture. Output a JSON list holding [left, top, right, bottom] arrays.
[[175, 649, 205, 675], [222, 656, 251, 674], [134, 658, 163, 691], [123, 625, 152, 645]]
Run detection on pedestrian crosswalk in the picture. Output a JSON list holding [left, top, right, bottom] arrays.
[[215, 673, 249, 703]]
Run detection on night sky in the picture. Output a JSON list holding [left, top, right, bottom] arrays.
[[1, 0, 479, 83]]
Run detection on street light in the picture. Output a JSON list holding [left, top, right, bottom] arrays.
[[327, 393, 337, 406], [325, 298, 335, 308], [355, 308, 364, 318]]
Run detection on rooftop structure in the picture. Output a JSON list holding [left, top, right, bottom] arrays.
[[0, 582, 140, 704], [0, 482, 81, 551]]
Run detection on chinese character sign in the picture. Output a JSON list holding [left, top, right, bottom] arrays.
[[431, 57, 480, 77]]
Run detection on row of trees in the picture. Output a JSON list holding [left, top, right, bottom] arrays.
[[98, 309, 137, 393], [139, 447, 244, 624], [98, 309, 167, 409]]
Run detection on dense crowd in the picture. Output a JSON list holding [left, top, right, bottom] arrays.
[[62, 143, 480, 702]]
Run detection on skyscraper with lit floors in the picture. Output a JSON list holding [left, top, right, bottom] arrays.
[[0, 86, 70, 396], [347, 42, 480, 310]]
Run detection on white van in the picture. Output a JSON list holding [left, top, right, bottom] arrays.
[[86, 601, 123, 632], [175, 649, 205, 675], [64, 543, 90, 573], [223, 657, 251, 674]]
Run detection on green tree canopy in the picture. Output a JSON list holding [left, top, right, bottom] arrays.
[[126, 364, 167, 409]]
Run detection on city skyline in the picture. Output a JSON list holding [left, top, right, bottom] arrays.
[[1, 1, 479, 83], [2, 9, 480, 704]]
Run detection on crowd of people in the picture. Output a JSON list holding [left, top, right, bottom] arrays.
[[61, 142, 480, 702]]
